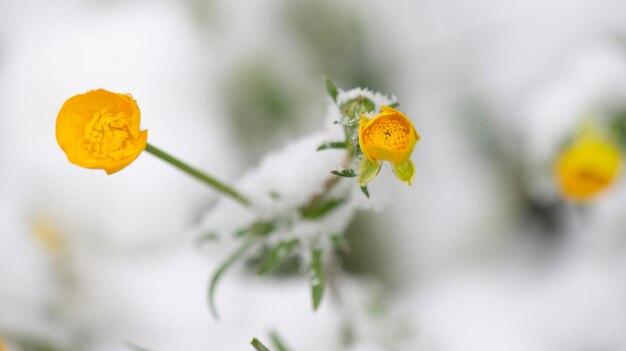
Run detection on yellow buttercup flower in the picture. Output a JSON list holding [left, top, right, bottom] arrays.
[[56, 89, 148, 174], [555, 133, 621, 202], [358, 106, 420, 186]]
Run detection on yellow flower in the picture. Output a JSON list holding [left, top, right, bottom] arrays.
[[555, 134, 621, 202], [0, 337, 5, 351], [56, 89, 148, 174], [358, 106, 420, 186]]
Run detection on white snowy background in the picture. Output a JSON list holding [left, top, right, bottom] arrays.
[[2, 0, 626, 350]]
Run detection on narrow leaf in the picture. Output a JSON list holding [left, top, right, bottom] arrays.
[[251, 338, 272, 351], [324, 77, 338, 102], [360, 186, 370, 198], [250, 220, 276, 236], [270, 331, 291, 351], [208, 237, 258, 320], [387, 102, 400, 108], [316, 141, 347, 151], [194, 231, 219, 246], [310, 249, 326, 311], [331, 169, 356, 178], [301, 198, 345, 220], [257, 239, 299, 275]]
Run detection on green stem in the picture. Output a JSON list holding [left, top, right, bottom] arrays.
[[144, 143, 249, 206]]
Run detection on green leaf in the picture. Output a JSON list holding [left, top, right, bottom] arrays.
[[360, 186, 370, 198], [269, 190, 281, 200], [235, 220, 276, 237], [301, 198, 345, 220], [330, 233, 350, 252], [316, 141, 347, 151], [391, 159, 416, 186], [251, 338, 272, 351], [208, 237, 258, 320], [250, 220, 276, 236], [331, 169, 356, 177], [257, 239, 299, 275], [310, 249, 326, 311], [387, 102, 400, 108], [357, 157, 382, 186], [270, 331, 291, 351], [194, 231, 219, 246], [324, 77, 339, 102]]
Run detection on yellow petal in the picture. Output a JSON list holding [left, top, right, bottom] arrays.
[[555, 135, 621, 201], [359, 109, 417, 163], [56, 89, 148, 174]]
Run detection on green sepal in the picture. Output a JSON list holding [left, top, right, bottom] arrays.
[[357, 157, 382, 186], [310, 249, 326, 311], [392, 159, 416, 186], [257, 239, 299, 275], [324, 77, 339, 103], [331, 168, 356, 178]]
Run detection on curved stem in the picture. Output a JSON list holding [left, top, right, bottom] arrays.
[[145, 143, 250, 206]]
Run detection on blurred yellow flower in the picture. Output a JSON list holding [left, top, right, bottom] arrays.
[[33, 220, 65, 255], [0, 337, 6, 351], [358, 106, 420, 186], [556, 134, 621, 201], [56, 89, 148, 174]]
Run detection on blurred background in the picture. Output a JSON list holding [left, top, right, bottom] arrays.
[[2, 0, 626, 350]]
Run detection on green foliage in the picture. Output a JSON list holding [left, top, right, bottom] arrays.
[[316, 141, 347, 151], [310, 249, 326, 311], [251, 338, 272, 351], [340, 96, 376, 119], [301, 198, 345, 220], [330, 233, 350, 253], [330, 169, 356, 178], [208, 237, 259, 320], [194, 231, 219, 246], [360, 186, 370, 198], [257, 239, 299, 275], [269, 331, 292, 351], [324, 77, 338, 102], [236, 220, 276, 237]]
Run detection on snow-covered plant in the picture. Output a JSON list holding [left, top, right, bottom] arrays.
[[195, 79, 420, 318]]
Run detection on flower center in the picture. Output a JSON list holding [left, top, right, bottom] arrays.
[[81, 109, 138, 161], [362, 117, 409, 150]]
